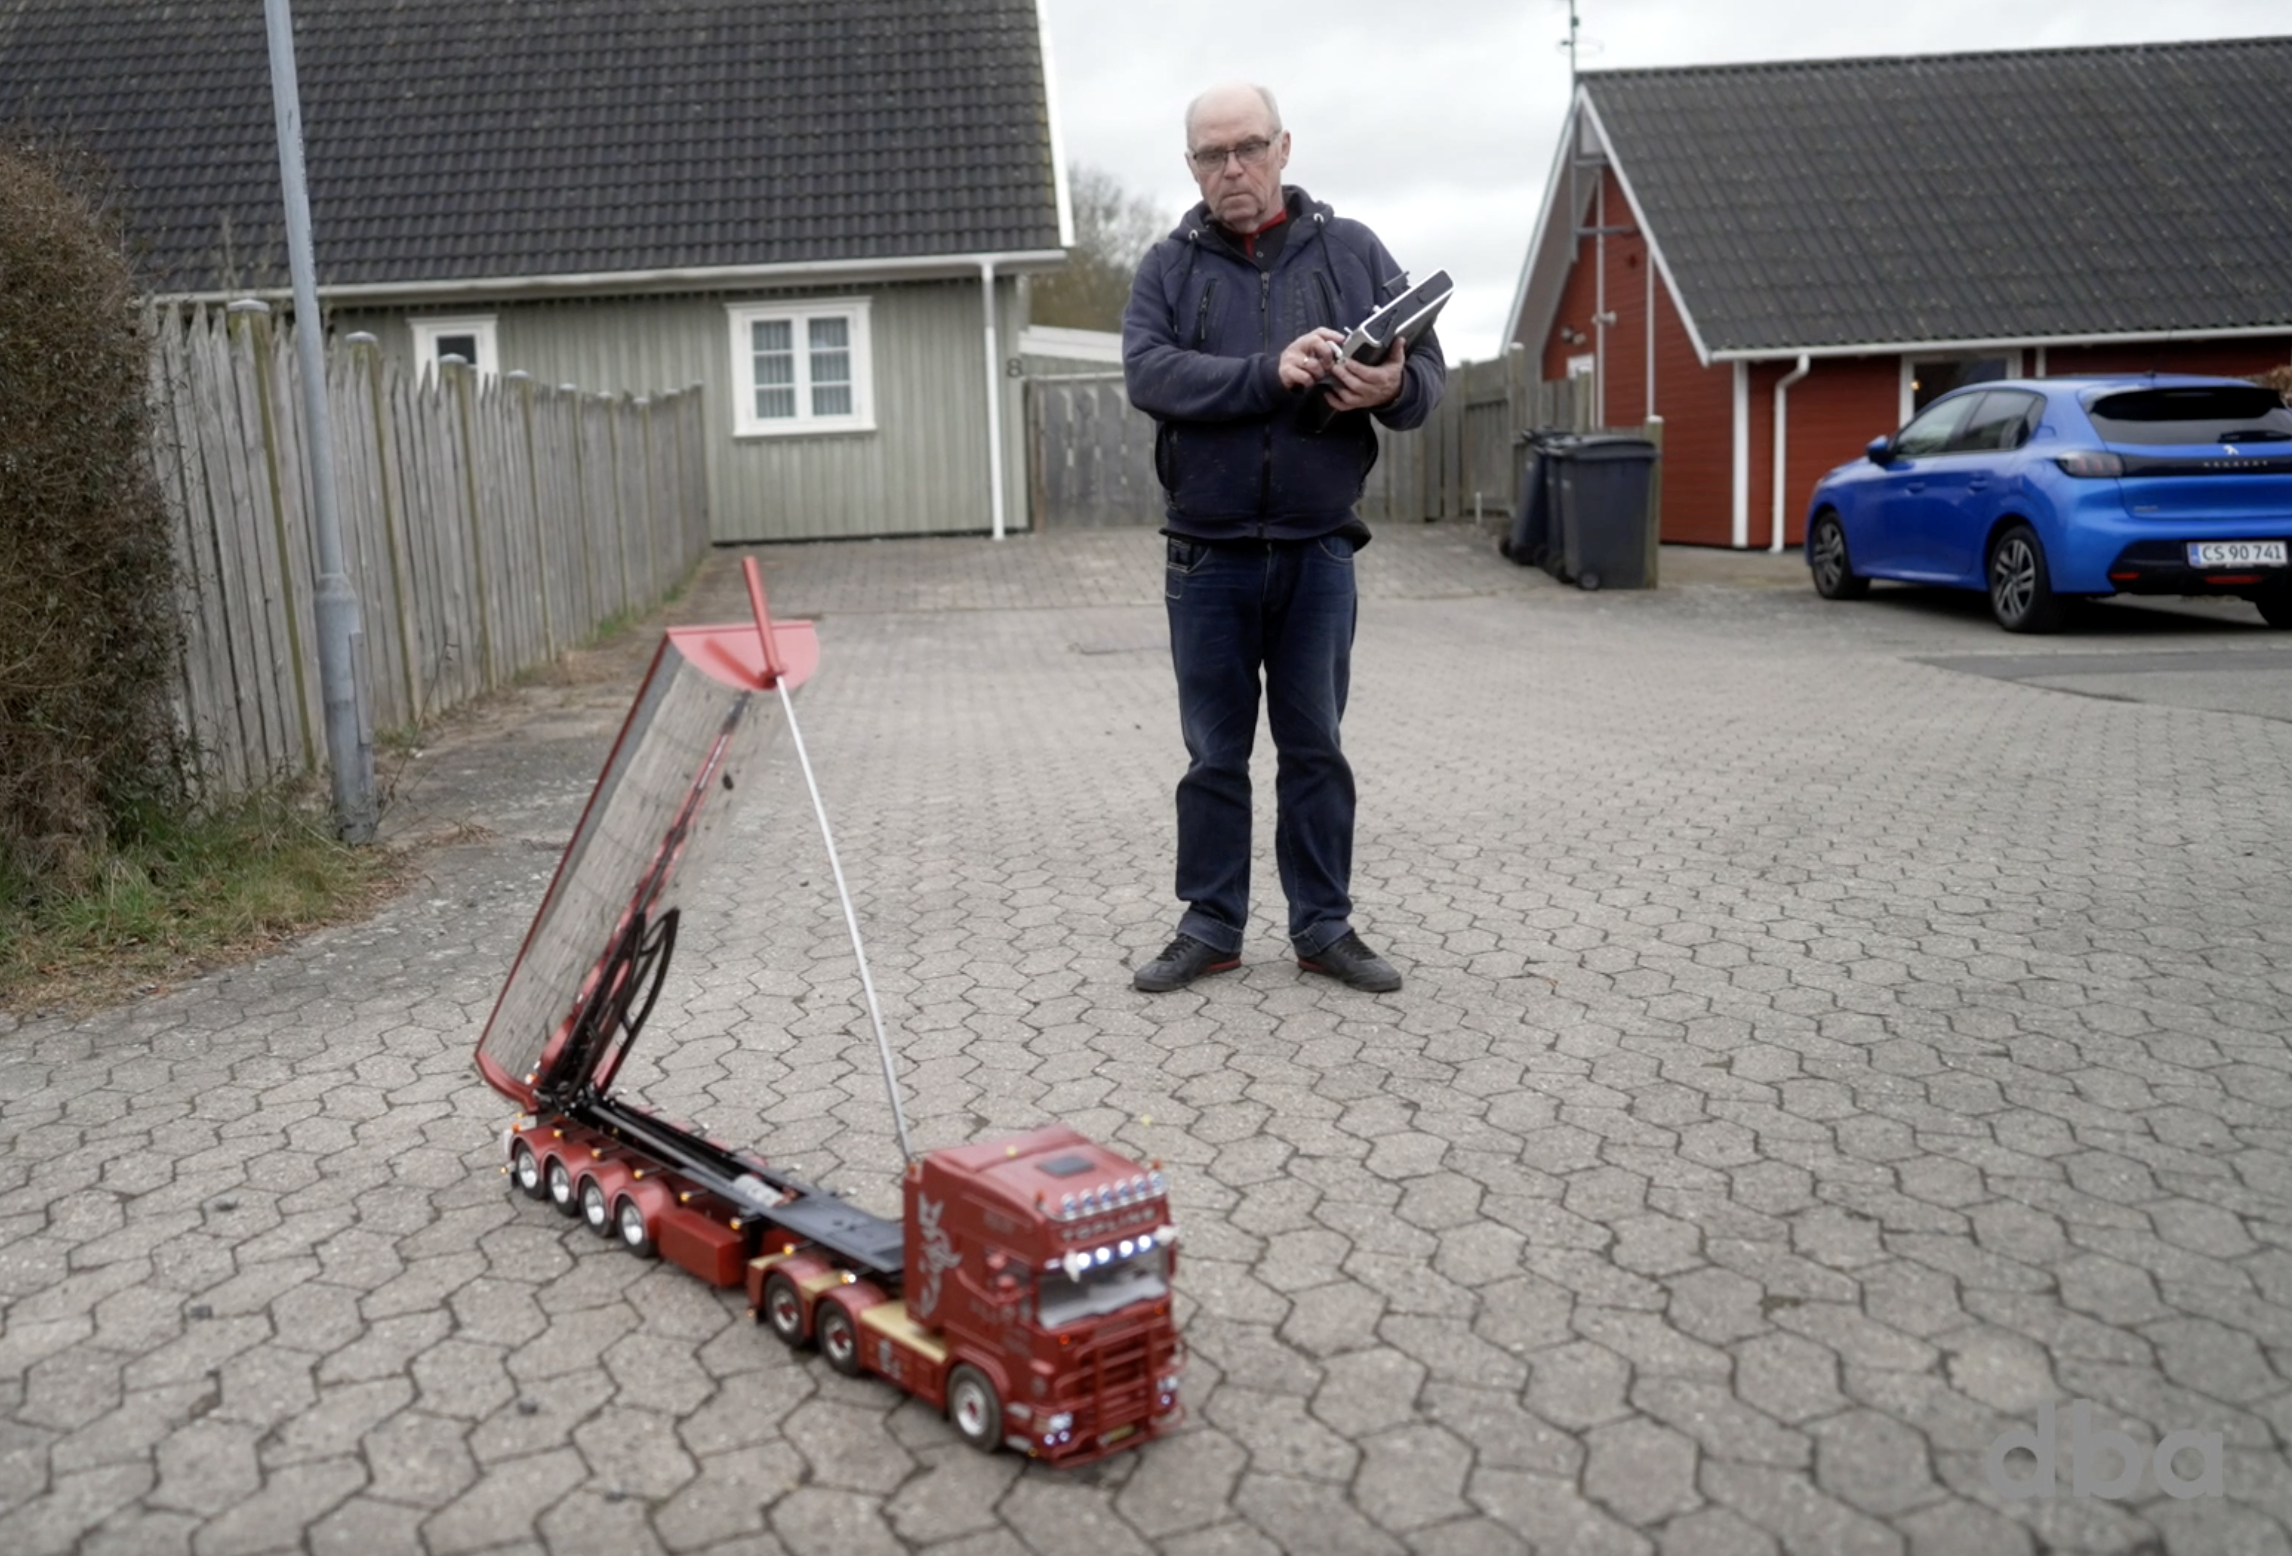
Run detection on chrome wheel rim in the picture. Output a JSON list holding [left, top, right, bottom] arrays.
[[617, 1201, 646, 1248], [823, 1316, 852, 1363], [953, 1381, 988, 1435], [514, 1147, 540, 1191], [1993, 537, 2036, 619], [768, 1287, 801, 1336], [547, 1160, 572, 1206], [581, 1181, 607, 1229], [1813, 521, 1846, 591]]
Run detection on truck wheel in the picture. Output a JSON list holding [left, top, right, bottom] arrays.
[[816, 1301, 863, 1377], [579, 1178, 612, 1236], [510, 1142, 547, 1200], [546, 1157, 579, 1217], [762, 1273, 809, 1345], [946, 1365, 1003, 1453], [614, 1197, 657, 1259]]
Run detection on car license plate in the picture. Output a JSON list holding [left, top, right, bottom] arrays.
[[2187, 540, 2288, 566]]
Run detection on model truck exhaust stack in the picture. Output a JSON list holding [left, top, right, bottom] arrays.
[[474, 561, 1185, 1464]]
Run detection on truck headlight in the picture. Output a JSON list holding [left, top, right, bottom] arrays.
[[1046, 1412, 1073, 1433]]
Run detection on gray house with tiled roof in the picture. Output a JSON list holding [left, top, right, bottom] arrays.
[[1507, 37, 2292, 548], [0, 0, 1073, 541]]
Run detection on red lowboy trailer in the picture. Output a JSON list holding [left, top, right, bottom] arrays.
[[474, 565, 1184, 1463]]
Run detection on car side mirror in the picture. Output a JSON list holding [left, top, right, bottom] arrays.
[[1866, 436, 1894, 465]]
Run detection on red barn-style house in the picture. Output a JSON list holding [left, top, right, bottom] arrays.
[[1506, 38, 2292, 549]]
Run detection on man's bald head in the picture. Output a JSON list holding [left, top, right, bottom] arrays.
[[1185, 82, 1282, 142]]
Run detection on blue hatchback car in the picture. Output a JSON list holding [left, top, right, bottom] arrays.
[[1804, 376, 2292, 632]]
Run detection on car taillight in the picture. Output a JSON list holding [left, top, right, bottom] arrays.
[[2054, 450, 2124, 478]]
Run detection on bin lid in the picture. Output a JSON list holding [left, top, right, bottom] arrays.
[[1559, 436, 1658, 462]]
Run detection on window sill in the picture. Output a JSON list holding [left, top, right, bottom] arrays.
[[733, 419, 879, 440]]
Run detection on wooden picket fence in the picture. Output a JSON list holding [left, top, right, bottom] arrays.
[[145, 302, 709, 798]]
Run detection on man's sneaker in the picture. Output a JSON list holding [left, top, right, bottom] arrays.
[[1133, 934, 1240, 993], [1297, 931, 1402, 993]]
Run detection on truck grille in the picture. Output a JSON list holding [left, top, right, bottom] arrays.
[[1077, 1310, 1173, 1439]]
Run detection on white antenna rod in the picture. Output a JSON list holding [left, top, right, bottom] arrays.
[[744, 554, 914, 1166]]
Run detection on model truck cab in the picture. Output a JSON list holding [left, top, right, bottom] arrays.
[[902, 1126, 1183, 1460]]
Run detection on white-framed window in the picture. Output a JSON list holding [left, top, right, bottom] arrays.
[[410, 315, 500, 381], [727, 298, 875, 436]]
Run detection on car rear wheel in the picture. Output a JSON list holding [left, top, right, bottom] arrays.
[[1808, 512, 1869, 600], [1988, 523, 2063, 634]]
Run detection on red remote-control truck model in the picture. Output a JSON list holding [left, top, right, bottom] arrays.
[[474, 569, 1185, 1464]]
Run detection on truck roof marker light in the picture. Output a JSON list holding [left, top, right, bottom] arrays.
[[1149, 1170, 1167, 1195], [1120, 1239, 1135, 1257]]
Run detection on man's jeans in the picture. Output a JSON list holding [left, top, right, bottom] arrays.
[[1163, 534, 1359, 958]]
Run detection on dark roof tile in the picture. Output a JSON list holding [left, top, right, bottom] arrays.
[[1586, 38, 2292, 352], [0, 0, 1061, 294]]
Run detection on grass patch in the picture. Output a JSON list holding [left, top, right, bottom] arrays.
[[0, 788, 410, 1017]]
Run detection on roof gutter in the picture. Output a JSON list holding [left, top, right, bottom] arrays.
[[1712, 321, 2292, 362], [1771, 354, 1810, 554], [152, 249, 1072, 308]]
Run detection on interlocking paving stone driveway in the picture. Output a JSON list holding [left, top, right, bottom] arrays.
[[4, 525, 2290, 1556]]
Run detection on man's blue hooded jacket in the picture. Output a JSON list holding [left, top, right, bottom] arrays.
[[1121, 186, 1446, 543]]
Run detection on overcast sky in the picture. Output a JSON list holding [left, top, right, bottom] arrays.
[[1041, 0, 2287, 361]]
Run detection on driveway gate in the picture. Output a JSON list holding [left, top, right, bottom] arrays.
[[1025, 373, 1163, 528]]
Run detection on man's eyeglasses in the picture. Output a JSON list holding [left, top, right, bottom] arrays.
[[1188, 137, 1275, 174]]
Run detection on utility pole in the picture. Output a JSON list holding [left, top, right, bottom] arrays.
[[262, 0, 377, 842], [1564, 0, 1581, 93]]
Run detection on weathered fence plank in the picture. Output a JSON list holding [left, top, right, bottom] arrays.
[[144, 310, 709, 798]]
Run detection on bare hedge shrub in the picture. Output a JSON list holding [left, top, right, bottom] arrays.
[[0, 141, 181, 893]]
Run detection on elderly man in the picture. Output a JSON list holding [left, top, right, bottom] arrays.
[[1122, 82, 1445, 995]]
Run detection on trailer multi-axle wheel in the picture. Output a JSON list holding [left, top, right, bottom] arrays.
[[546, 1158, 578, 1216], [761, 1274, 809, 1345], [511, 1142, 546, 1200], [615, 1197, 657, 1258], [579, 1178, 612, 1235]]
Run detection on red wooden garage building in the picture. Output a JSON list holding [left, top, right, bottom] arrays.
[[1506, 37, 2292, 549]]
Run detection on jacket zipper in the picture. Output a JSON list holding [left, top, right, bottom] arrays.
[[1193, 279, 1217, 349], [1258, 269, 1273, 528]]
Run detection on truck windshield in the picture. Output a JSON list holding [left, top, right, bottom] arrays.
[[1038, 1245, 1169, 1329]]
